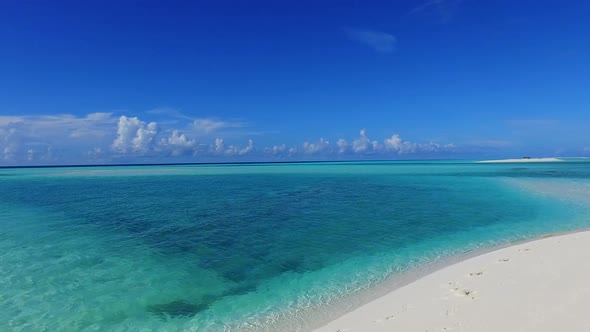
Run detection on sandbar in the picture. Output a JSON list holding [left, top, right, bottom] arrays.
[[478, 158, 562, 163]]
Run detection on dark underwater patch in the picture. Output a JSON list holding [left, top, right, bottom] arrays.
[[223, 283, 258, 297], [147, 299, 209, 319], [278, 258, 304, 273]]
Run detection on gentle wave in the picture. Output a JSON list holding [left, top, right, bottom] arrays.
[[1, 161, 589, 331]]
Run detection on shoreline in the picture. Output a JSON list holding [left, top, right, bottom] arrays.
[[312, 229, 590, 331], [240, 228, 588, 332]]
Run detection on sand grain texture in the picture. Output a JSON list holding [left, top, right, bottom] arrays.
[[314, 231, 590, 332]]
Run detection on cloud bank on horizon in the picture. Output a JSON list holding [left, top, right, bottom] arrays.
[[0, 112, 457, 165]]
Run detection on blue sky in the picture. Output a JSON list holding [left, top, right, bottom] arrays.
[[1, 0, 589, 165]]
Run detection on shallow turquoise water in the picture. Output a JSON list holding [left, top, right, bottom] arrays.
[[1, 161, 590, 331]]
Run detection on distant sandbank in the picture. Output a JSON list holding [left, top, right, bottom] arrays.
[[314, 231, 590, 332], [478, 157, 563, 163]]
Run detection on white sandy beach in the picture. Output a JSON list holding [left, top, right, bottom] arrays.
[[478, 158, 563, 163], [314, 231, 590, 332]]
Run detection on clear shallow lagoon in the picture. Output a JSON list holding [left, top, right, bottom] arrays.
[[1, 160, 590, 331]]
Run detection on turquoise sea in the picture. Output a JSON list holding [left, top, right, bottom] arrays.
[[1, 160, 590, 331]]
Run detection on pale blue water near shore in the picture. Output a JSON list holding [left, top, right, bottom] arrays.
[[1, 160, 590, 331]]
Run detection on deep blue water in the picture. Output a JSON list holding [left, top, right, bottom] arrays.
[[1, 161, 589, 331]]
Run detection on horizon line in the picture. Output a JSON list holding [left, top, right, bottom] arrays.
[[0, 158, 482, 169]]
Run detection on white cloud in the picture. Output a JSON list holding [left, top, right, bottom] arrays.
[[352, 129, 371, 153], [344, 28, 397, 53], [86, 112, 113, 121], [384, 134, 403, 151], [112, 116, 159, 154], [349, 129, 382, 154], [109, 115, 255, 158], [265, 144, 289, 155], [214, 138, 225, 153], [146, 108, 248, 137], [0, 110, 456, 165], [273, 144, 287, 154], [425, 142, 455, 152], [212, 138, 255, 156], [159, 130, 197, 156], [221, 139, 255, 156], [240, 139, 254, 155], [192, 118, 244, 135], [0, 116, 23, 126], [263, 129, 454, 158], [1, 127, 17, 160], [302, 138, 331, 154], [0, 113, 116, 142], [193, 118, 226, 134], [336, 139, 348, 153], [133, 122, 158, 154], [384, 134, 416, 153], [0, 113, 117, 163], [3, 146, 15, 161], [372, 140, 381, 151]]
